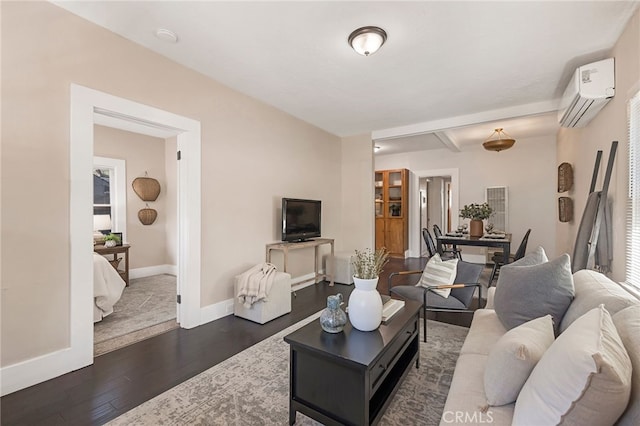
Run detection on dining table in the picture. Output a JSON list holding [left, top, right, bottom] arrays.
[[436, 233, 512, 264]]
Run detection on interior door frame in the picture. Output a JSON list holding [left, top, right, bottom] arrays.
[[0, 85, 203, 396], [70, 85, 202, 363], [408, 168, 459, 258]]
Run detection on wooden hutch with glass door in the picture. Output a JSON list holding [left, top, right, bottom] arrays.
[[375, 169, 409, 257]]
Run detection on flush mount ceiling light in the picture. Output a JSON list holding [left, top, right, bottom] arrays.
[[348, 26, 387, 56], [374, 145, 381, 152], [483, 128, 516, 152], [155, 28, 179, 43]]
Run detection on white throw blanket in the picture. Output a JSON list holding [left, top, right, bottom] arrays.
[[236, 263, 277, 308], [93, 253, 126, 322]]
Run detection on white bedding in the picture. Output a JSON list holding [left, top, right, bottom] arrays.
[[93, 253, 126, 322]]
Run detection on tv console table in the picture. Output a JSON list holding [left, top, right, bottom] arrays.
[[266, 238, 335, 286]]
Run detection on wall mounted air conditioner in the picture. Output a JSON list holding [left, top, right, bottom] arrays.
[[558, 58, 615, 128]]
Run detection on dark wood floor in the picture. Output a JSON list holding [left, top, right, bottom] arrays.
[[0, 257, 483, 425]]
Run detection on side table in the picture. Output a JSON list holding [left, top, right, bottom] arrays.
[[94, 243, 130, 286]]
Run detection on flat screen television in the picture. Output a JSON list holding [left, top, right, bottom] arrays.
[[282, 198, 321, 242]]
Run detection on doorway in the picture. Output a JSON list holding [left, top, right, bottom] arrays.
[[92, 128, 180, 356], [408, 168, 459, 258], [70, 84, 202, 370], [419, 176, 453, 256]]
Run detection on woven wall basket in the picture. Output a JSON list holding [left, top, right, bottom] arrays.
[[138, 208, 158, 225], [557, 163, 574, 193], [558, 197, 573, 222], [132, 177, 161, 201]]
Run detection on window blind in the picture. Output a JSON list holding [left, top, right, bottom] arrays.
[[626, 90, 640, 289]]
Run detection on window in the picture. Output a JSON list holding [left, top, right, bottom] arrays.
[[626, 90, 640, 289], [93, 156, 126, 239], [93, 167, 112, 230]]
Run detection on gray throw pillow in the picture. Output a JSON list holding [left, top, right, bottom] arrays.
[[505, 245, 548, 268], [494, 253, 574, 334]]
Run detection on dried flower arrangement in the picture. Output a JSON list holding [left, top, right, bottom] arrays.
[[352, 248, 390, 279]]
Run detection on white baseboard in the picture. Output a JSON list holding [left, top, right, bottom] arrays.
[[129, 264, 176, 279], [198, 272, 319, 326], [199, 298, 235, 325], [1, 346, 91, 397], [2, 269, 328, 395]]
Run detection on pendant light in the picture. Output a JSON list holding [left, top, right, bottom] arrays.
[[483, 128, 516, 152]]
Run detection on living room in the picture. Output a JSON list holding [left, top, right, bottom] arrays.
[[2, 1, 640, 424]]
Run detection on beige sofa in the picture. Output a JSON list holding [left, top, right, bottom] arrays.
[[441, 269, 640, 425]]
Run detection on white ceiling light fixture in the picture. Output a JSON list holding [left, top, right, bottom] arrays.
[[348, 26, 387, 56], [155, 28, 179, 43], [374, 145, 381, 152]]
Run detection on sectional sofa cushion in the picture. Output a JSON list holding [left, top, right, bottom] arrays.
[[419, 253, 458, 298], [459, 309, 507, 356], [439, 353, 515, 426], [513, 305, 632, 426], [613, 305, 640, 426], [560, 269, 638, 332], [494, 253, 574, 334], [484, 315, 554, 406]]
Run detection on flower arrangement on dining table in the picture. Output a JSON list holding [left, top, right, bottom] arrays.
[[352, 247, 390, 279], [459, 202, 493, 221]]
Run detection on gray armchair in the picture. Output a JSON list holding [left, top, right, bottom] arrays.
[[388, 261, 484, 342]]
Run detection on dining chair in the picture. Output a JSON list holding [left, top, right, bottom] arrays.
[[433, 224, 462, 259], [422, 228, 437, 258], [388, 260, 484, 342], [488, 229, 532, 286]]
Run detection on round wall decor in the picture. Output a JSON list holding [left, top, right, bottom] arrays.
[[138, 208, 158, 225], [132, 176, 161, 201]]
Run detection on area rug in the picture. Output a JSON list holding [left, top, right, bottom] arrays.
[[94, 274, 178, 356], [107, 313, 468, 425]]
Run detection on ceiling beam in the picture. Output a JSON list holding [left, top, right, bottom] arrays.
[[372, 99, 558, 141], [433, 131, 460, 152]]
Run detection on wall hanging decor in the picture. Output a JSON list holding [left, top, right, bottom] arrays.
[[558, 197, 573, 222], [132, 172, 161, 201], [138, 204, 158, 225], [557, 162, 573, 193]]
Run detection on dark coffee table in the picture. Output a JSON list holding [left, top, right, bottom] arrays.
[[284, 300, 422, 425]]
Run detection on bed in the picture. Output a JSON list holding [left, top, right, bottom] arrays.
[[93, 253, 126, 323]]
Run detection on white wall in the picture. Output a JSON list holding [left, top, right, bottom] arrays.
[[375, 135, 558, 259], [557, 8, 640, 282], [1, 1, 342, 368], [339, 134, 375, 253]]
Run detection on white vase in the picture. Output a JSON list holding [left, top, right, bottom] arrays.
[[104, 240, 116, 248], [349, 277, 383, 331]]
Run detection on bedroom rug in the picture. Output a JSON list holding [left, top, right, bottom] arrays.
[[94, 274, 178, 356], [107, 313, 469, 425]]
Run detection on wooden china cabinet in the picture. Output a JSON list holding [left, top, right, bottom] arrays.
[[375, 169, 409, 257]]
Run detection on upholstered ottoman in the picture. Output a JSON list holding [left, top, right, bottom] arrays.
[[324, 251, 354, 285], [233, 271, 292, 324]]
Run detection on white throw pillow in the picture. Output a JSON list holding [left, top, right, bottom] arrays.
[[513, 305, 632, 426], [484, 314, 555, 406], [419, 253, 458, 298]]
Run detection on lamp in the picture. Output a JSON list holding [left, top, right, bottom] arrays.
[[93, 214, 112, 233], [348, 26, 387, 56], [483, 128, 516, 152]]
